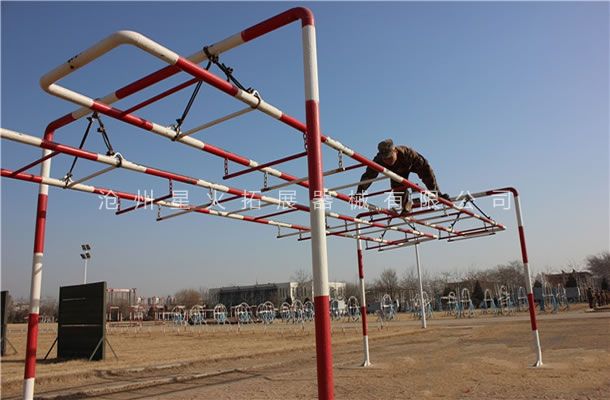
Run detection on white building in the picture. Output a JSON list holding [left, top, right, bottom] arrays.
[[209, 281, 346, 307]]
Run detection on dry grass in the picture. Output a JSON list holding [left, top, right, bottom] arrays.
[[1, 306, 608, 399]]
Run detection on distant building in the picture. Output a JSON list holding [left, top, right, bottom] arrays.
[[209, 281, 346, 307], [106, 288, 137, 306], [543, 269, 594, 301]]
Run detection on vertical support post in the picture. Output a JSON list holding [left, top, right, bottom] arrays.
[[302, 17, 334, 400], [415, 244, 427, 329], [83, 258, 88, 284], [355, 223, 371, 366], [513, 192, 543, 367], [23, 149, 52, 400]]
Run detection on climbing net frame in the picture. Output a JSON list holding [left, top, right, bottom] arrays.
[[0, 7, 541, 400]]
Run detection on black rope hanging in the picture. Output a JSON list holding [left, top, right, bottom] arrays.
[[203, 46, 254, 94], [172, 60, 213, 136], [64, 113, 116, 182]]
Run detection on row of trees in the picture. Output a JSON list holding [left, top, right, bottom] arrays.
[[5, 253, 607, 322], [363, 260, 527, 301], [168, 252, 610, 308]]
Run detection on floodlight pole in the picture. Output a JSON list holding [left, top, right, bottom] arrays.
[[414, 243, 427, 329], [83, 257, 87, 284]]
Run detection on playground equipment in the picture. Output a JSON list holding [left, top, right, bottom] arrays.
[[556, 284, 570, 311], [411, 291, 433, 321], [106, 306, 122, 322], [517, 287, 529, 312], [0, 7, 544, 399], [330, 298, 342, 321], [171, 306, 187, 326], [442, 292, 459, 316], [235, 302, 253, 324], [189, 305, 206, 326], [458, 288, 476, 318], [303, 300, 315, 321], [378, 294, 397, 321], [128, 305, 145, 322], [280, 302, 293, 323], [257, 301, 276, 324], [292, 300, 305, 323], [481, 289, 497, 315], [496, 285, 515, 316], [346, 296, 361, 321], [213, 304, 228, 325], [540, 283, 567, 314]]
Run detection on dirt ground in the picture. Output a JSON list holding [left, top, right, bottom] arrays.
[[1, 307, 609, 399]]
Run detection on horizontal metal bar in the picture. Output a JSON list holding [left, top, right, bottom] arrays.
[[445, 226, 504, 242], [254, 208, 299, 221], [223, 151, 307, 180], [116, 193, 173, 215], [447, 231, 497, 242], [361, 184, 408, 198], [262, 163, 365, 192], [157, 194, 244, 221], [326, 176, 388, 192], [1, 168, 311, 232], [1, 129, 435, 240], [377, 238, 436, 252], [156, 201, 207, 221], [123, 78, 200, 115], [178, 106, 255, 138], [3, 168, 409, 246], [223, 202, 275, 215], [66, 164, 117, 187], [10, 151, 59, 177], [326, 221, 414, 237]]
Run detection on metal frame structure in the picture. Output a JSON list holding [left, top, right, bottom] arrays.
[[0, 7, 542, 400], [353, 188, 543, 368]]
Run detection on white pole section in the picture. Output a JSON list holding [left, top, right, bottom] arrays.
[[415, 244, 427, 329]]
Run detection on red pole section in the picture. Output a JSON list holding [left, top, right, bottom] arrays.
[[355, 223, 371, 367]]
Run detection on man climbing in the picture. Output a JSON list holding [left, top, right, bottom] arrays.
[[355, 138, 450, 215]]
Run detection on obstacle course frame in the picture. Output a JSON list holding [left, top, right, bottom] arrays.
[[1, 7, 542, 400]]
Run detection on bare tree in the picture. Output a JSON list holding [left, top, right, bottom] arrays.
[[198, 287, 210, 307], [400, 267, 418, 292], [174, 289, 202, 308], [39, 297, 58, 320], [291, 268, 312, 284], [344, 282, 361, 299], [374, 268, 400, 299], [586, 252, 610, 280]]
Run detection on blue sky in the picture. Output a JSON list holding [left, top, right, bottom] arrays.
[[2, 2, 608, 299]]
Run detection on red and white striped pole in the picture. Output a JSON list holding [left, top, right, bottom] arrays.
[[300, 12, 334, 400], [355, 223, 371, 366], [477, 188, 542, 366], [511, 190, 543, 367], [23, 147, 52, 400]]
